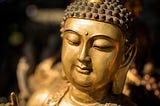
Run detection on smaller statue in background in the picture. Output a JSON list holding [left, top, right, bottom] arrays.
[[0, 92, 19, 106]]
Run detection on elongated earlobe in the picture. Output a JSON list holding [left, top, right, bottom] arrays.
[[113, 43, 137, 94], [121, 44, 137, 68]]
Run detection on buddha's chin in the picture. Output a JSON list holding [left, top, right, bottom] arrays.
[[73, 82, 93, 92], [70, 71, 93, 90]]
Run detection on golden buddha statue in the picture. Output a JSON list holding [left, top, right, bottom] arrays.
[[27, 0, 137, 105]]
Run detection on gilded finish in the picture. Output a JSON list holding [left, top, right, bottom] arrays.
[[60, 18, 135, 105], [0, 92, 19, 106], [27, 0, 137, 106], [62, 18, 124, 93]]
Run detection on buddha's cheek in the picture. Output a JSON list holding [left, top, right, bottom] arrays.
[[88, 49, 119, 89], [61, 41, 79, 80]]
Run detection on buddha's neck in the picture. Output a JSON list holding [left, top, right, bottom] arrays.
[[69, 85, 110, 105]]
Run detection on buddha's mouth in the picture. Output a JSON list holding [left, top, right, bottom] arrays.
[[74, 65, 92, 74]]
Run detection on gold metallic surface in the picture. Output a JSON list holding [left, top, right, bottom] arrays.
[[87, 0, 102, 3], [0, 92, 19, 106], [27, 0, 137, 105]]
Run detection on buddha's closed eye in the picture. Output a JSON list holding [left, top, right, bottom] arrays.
[[92, 39, 115, 52], [64, 32, 80, 46]]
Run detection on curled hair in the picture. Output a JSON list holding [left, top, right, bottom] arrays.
[[61, 0, 136, 44]]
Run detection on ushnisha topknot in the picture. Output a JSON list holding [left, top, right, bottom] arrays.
[[61, 0, 135, 44]]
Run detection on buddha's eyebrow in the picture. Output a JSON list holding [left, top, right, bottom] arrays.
[[91, 35, 116, 42], [63, 29, 81, 36], [63, 30, 118, 42]]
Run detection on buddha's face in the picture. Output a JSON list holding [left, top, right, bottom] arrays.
[[61, 18, 124, 91]]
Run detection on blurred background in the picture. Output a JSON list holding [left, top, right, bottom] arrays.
[[0, 0, 68, 97], [0, 0, 160, 105]]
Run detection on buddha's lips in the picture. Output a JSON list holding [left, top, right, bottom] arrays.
[[74, 64, 92, 74]]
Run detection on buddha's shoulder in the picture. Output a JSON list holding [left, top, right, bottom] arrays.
[[28, 61, 64, 92], [26, 83, 69, 106], [27, 77, 69, 106]]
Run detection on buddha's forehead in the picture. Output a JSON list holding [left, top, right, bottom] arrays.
[[64, 18, 123, 41]]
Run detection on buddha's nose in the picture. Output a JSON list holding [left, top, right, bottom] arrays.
[[78, 46, 91, 62]]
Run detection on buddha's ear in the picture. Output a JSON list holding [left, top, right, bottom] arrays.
[[60, 27, 64, 38], [113, 43, 137, 94]]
